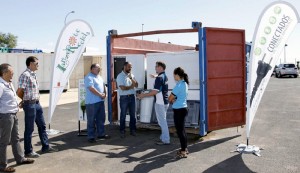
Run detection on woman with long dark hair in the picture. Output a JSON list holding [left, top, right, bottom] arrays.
[[168, 67, 189, 158]]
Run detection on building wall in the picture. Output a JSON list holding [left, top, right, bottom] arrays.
[[0, 53, 106, 89]]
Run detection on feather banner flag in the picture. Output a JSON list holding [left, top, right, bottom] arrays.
[[48, 20, 94, 124], [246, 1, 299, 139]]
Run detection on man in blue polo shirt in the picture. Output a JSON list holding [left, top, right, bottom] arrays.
[[137, 61, 170, 145], [84, 63, 110, 143], [116, 62, 138, 138]]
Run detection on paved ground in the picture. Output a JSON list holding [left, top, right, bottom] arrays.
[[4, 77, 300, 173]]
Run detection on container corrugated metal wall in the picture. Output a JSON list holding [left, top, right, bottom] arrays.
[[204, 27, 246, 131]]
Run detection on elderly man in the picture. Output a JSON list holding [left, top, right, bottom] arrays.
[[0, 63, 34, 173], [84, 63, 110, 143]]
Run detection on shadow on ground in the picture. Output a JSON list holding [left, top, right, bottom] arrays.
[[203, 154, 256, 173], [31, 125, 244, 173]]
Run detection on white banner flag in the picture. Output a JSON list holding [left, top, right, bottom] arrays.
[[48, 20, 94, 124], [246, 1, 299, 138], [78, 79, 87, 121]]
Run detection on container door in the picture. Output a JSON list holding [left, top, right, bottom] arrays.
[[205, 27, 246, 131]]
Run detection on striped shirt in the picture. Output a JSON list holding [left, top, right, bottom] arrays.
[[18, 68, 40, 101], [0, 77, 18, 113]]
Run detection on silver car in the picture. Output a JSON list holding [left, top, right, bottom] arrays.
[[275, 63, 298, 78]]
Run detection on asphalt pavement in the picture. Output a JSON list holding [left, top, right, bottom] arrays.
[[4, 77, 300, 173]]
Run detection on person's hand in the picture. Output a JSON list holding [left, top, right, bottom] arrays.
[[149, 74, 157, 78], [18, 101, 23, 108], [128, 73, 133, 79], [99, 93, 106, 99], [130, 79, 137, 88], [136, 94, 143, 99], [170, 98, 176, 104]]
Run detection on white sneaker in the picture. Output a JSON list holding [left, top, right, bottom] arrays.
[[25, 151, 40, 158]]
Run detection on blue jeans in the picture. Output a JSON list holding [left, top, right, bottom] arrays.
[[86, 101, 106, 139], [119, 95, 136, 133], [23, 102, 49, 154], [155, 103, 170, 143]]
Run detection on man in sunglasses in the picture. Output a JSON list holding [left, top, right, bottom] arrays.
[[17, 56, 57, 158]]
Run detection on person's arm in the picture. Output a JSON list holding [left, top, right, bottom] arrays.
[[131, 78, 138, 88], [117, 73, 134, 91], [16, 88, 24, 100], [0, 86, 3, 98], [118, 85, 134, 90], [102, 83, 107, 99], [16, 88, 24, 108], [149, 74, 158, 78], [118, 77, 137, 90], [137, 75, 164, 99], [128, 73, 138, 88], [88, 86, 106, 99], [17, 73, 28, 100], [137, 90, 158, 99], [85, 75, 106, 99], [168, 93, 176, 104]]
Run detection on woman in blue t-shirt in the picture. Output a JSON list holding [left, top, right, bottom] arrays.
[[168, 67, 189, 158]]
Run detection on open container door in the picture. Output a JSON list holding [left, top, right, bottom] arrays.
[[204, 27, 246, 131]]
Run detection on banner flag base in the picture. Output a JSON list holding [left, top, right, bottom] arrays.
[[231, 143, 263, 157], [46, 129, 60, 135], [78, 120, 87, 136]]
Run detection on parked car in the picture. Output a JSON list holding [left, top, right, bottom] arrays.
[[275, 63, 298, 78], [272, 65, 278, 76]]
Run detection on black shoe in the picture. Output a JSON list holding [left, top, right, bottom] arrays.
[[156, 141, 170, 145], [98, 135, 111, 140], [130, 131, 136, 136], [120, 133, 125, 138], [88, 138, 97, 143], [42, 147, 58, 153], [155, 139, 162, 142]]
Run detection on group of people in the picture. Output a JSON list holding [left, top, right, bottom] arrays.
[[84, 61, 190, 159], [0, 56, 190, 172], [0, 56, 57, 172]]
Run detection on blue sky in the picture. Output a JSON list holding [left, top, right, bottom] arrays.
[[1, 0, 299, 63]]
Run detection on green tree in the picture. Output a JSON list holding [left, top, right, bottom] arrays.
[[0, 32, 18, 48]]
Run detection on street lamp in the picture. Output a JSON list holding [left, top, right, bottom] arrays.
[[142, 24, 144, 40], [64, 11, 75, 25], [284, 44, 288, 63]]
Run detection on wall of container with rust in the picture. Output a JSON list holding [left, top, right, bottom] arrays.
[[205, 27, 246, 131]]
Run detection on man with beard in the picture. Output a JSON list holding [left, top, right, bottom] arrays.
[[116, 62, 138, 138]]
